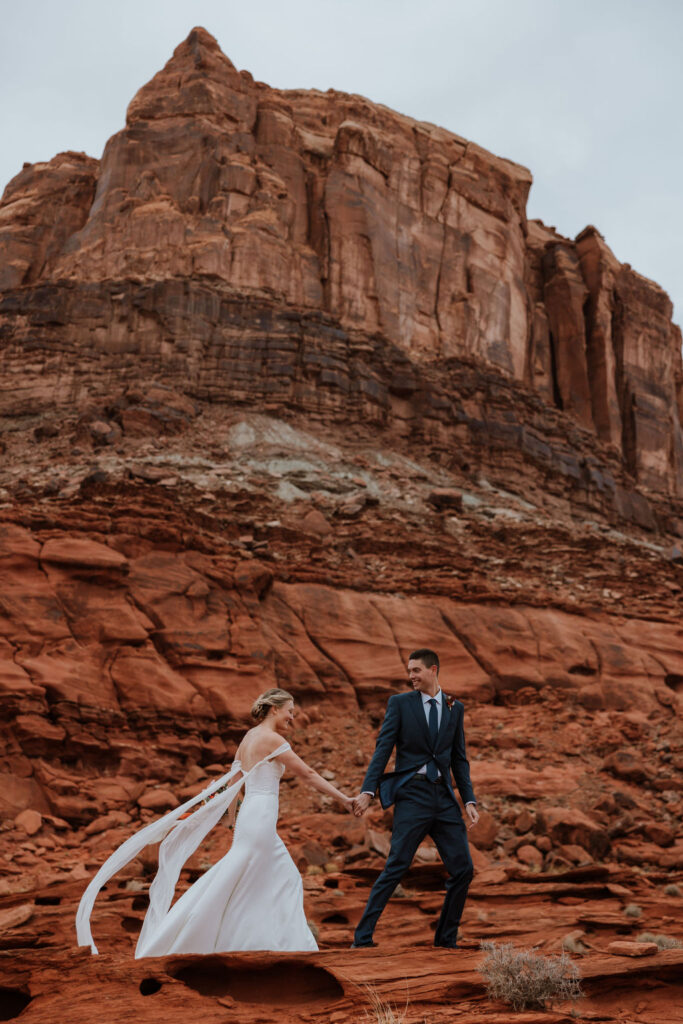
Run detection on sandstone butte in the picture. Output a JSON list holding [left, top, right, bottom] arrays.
[[0, 26, 682, 1024]]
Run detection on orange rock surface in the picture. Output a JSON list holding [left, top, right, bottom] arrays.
[[1, 26, 682, 1024]]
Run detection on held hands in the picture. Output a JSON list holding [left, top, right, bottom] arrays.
[[341, 795, 356, 815], [351, 792, 373, 817], [329, 782, 368, 816]]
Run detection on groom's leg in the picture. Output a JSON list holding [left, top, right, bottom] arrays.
[[429, 787, 473, 947], [353, 780, 430, 945]]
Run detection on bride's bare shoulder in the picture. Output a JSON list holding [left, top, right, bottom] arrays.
[[270, 731, 291, 751], [236, 729, 291, 768], [235, 726, 258, 758]]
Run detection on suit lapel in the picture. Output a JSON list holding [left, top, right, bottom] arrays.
[[437, 695, 452, 745], [409, 690, 432, 748]]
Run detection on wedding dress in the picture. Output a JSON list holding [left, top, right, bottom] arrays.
[[76, 741, 317, 955]]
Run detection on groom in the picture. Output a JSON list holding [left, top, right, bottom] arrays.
[[351, 648, 478, 948]]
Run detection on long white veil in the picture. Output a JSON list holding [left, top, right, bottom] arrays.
[[76, 761, 245, 950], [135, 769, 247, 957], [75, 761, 246, 955], [76, 742, 291, 955]]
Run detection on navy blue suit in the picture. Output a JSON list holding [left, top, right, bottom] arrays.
[[354, 689, 475, 947]]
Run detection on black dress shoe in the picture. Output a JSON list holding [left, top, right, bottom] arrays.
[[350, 940, 378, 948]]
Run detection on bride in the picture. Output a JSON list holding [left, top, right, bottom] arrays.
[[76, 688, 354, 956]]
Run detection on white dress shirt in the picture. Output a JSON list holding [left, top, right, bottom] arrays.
[[417, 689, 442, 777]]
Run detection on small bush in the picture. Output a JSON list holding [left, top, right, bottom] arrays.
[[664, 884, 681, 897], [623, 903, 642, 918], [361, 985, 409, 1024], [479, 941, 583, 1011], [562, 932, 588, 955], [637, 932, 682, 950]]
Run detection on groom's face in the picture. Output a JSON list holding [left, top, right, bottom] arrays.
[[408, 658, 438, 694]]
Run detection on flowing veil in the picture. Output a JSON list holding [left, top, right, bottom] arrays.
[[135, 769, 247, 957], [75, 762, 246, 955]]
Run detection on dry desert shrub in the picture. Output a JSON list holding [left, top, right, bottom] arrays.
[[360, 984, 414, 1024], [663, 884, 681, 897], [562, 931, 589, 955], [479, 941, 583, 1011], [623, 903, 642, 918], [637, 931, 683, 950]]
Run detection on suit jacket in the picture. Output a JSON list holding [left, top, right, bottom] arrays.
[[362, 690, 476, 809]]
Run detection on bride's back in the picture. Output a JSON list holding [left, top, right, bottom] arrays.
[[237, 727, 284, 771]]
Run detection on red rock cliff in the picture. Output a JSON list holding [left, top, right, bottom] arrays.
[[0, 26, 682, 506]]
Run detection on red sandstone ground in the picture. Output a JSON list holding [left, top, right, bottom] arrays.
[[1, 26, 682, 1024], [1, 407, 681, 1023]]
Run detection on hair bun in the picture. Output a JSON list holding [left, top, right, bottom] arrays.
[[250, 687, 293, 722]]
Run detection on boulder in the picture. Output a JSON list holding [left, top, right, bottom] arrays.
[[471, 810, 498, 850], [603, 749, 651, 783], [84, 811, 133, 836], [427, 489, 463, 511], [0, 903, 34, 932], [300, 509, 333, 538], [40, 538, 128, 571], [607, 940, 658, 957], [14, 810, 42, 836], [516, 844, 544, 869], [137, 789, 179, 812], [514, 809, 535, 834], [234, 559, 274, 597], [538, 806, 609, 858]]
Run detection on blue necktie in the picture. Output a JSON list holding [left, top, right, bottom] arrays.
[[427, 698, 439, 781]]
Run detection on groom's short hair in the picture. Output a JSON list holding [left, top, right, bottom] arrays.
[[409, 648, 439, 672]]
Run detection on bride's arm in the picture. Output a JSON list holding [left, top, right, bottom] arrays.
[[276, 747, 353, 811]]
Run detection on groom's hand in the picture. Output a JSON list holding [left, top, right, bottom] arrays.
[[465, 802, 479, 829], [352, 793, 372, 816]]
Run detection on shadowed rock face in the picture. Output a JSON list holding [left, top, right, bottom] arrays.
[[172, 957, 344, 1002], [0, 26, 682, 503]]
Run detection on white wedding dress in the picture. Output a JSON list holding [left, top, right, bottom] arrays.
[[76, 742, 317, 956]]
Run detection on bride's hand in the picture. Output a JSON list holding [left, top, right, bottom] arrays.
[[341, 794, 355, 814]]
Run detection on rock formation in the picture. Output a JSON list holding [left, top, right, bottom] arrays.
[[1, 27, 682, 513], [0, 27, 682, 1024]]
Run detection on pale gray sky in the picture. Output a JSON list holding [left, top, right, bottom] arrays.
[[1, 0, 681, 322]]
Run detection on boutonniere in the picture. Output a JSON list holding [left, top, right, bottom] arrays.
[[444, 694, 455, 711]]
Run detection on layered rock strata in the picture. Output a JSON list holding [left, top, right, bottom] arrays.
[[1, 27, 682, 516]]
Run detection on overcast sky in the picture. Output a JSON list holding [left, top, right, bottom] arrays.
[[1, 0, 681, 323]]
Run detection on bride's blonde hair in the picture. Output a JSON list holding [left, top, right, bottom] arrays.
[[251, 687, 294, 722]]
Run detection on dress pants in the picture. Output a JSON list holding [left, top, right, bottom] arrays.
[[354, 776, 473, 947]]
